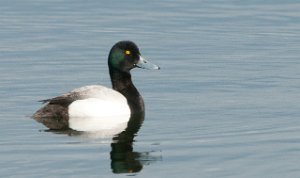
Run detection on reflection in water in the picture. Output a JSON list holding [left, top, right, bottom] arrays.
[[110, 112, 144, 174], [44, 112, 162, 174], [110, 112, 162, 174]]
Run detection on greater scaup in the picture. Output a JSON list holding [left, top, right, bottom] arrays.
[[32, 41, 159, 131]]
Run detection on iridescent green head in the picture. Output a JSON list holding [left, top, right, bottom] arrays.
[[108, 41, 160, 72]]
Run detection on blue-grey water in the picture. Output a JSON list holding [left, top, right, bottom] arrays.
[[1, 0, 300, 177]]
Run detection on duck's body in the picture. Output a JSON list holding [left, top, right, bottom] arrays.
[[33, 85, 131, 131], [32, 41, 159, 131]]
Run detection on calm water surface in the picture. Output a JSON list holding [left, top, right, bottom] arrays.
[[1, 0, 300, 177]]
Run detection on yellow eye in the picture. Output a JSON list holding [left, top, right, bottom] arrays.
[[125, 50, 131, 55]]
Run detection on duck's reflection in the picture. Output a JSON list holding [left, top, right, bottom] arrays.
[[110, 112, 144, 174], [44, 112, 161, 174]]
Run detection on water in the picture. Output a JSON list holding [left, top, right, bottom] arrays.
[[1, 0, 300, 177]]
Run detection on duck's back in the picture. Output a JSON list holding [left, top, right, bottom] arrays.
[[32, 85, 130, 130]]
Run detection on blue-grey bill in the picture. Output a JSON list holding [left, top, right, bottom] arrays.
[[136, 56, 160, 70]]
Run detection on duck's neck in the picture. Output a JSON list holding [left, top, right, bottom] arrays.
[[109, 68, 145, 114]]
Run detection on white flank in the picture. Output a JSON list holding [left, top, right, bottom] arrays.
[[68, 85, 131, 132]]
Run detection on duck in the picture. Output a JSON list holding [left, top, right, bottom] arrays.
[[32, 41, 159, 132]]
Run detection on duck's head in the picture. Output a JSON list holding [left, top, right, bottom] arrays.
[[108, 41, 160, 72]]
